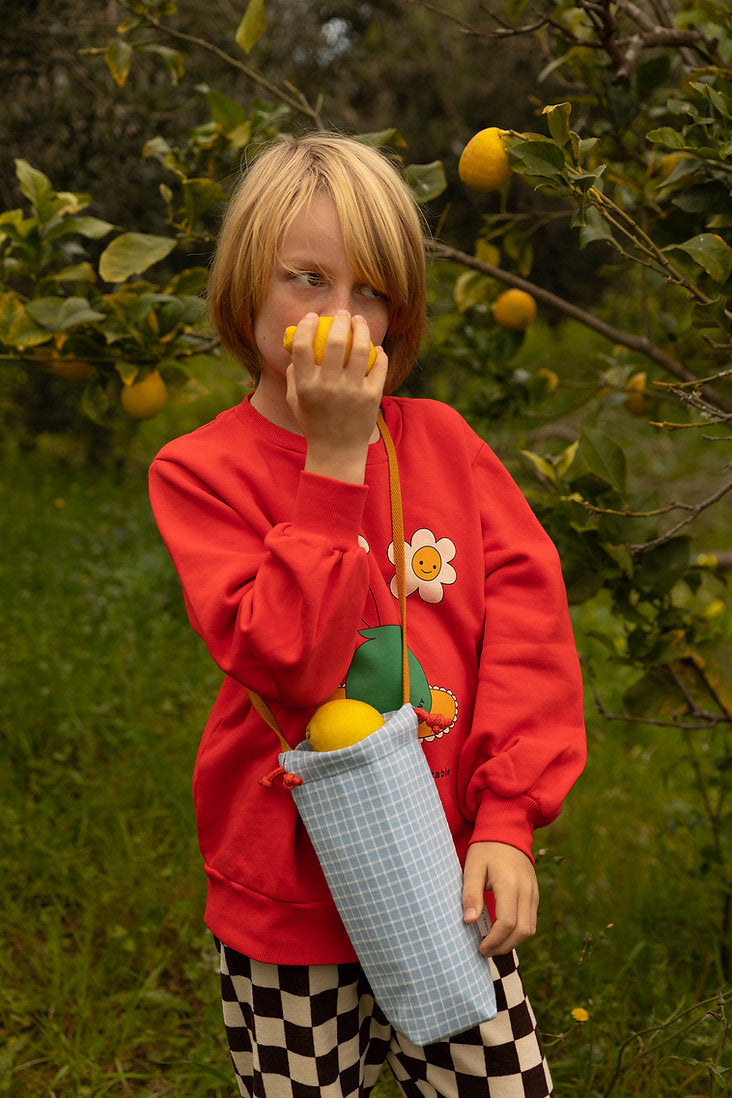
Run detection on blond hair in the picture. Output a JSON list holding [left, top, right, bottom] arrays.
[[207, 133, 427, 391]]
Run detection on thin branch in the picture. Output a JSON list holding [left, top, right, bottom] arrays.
[[132, 9, 325, 128], [593, 688, 730, 730], [587, 187, 712, 304], [425, 239, 732, 414], [628, 479, 732, 553]]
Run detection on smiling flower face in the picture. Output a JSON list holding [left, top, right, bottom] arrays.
[[389, 528, 457, 603]]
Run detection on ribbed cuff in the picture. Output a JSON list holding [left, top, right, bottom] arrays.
[[291, 471, 368, 549], [471, 790, 538, 862]]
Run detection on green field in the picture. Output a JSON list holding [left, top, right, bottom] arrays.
[[1, 386, 729, 1097]]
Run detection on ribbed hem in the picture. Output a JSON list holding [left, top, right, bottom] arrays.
[[204, 865, 359, 965]]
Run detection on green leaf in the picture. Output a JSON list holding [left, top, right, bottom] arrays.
[[205, 89, 249, 131], [556, 440, 579, 479], [646, 126, 687, 149], [115, 360, 139, 385], [623, 668, 688, 719], [181, 178, 228, 230], [0, 290, 49, 349], [26, 296, 106, 331], [504, 139, 568, 188], [80, 373, 115, 424], [665, 233, 732, 284], [542, 102, 572, 147], [165, 267, 209, 296], [403, 160, 447, 203], [236, 0, 267, 53], [579, 426, 627, 491], [633, 538, 691, 597], [105, 37, 133, 87], [141, 44, 184, 85], [14, 159, 55, 220], [45, 262, 97, 285], [46, 215, 114, 241], [573, 204, 617, 248], [98, 233, 177, 283], [453, 270, 495, 312], [355, 129, 407, 149], [672, 181, 730, 216], [520, 450, 556, 482], [692, 295, 728, 333]]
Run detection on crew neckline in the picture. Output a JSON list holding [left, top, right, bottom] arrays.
[[233, 393, 400, 464]]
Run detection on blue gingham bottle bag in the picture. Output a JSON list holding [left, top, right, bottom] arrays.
[[256, 414, 497, 1045]]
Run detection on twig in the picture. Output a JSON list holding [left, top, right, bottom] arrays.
[[627, 479, 732, 553], [593, 689, 730, 731], [131, 8, 325, 128], [425, 239, 732, 414]]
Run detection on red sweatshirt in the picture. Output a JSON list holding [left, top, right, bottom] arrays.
[[149, 394, 586, 964]]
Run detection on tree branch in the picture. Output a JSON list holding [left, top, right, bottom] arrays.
[[627, 479, 732, 553], [133, 9, 325, 128], [425, 239, 732, 414]]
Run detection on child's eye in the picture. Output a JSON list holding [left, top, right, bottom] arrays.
[[359, 284, 389, 302], [291, 271, 326, 288]]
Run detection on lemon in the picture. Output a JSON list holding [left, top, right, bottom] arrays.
[[120, 369, 168, 420], [306, 699, 384, 752], [624, 371, 647, 415], [458, 127, 512, 192], [492, 288, 537, 331], [52, 358, 97, 381], [283, 316, 377, 373]]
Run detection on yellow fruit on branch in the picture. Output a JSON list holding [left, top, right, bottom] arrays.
[[120, 369, 168, 420], [492, 288, 537, 331], [52, 358, 97, 381], [306, 698, 384, 752], [283, 316, 377, 374], [624, 371, 647, 415], [458, 127, 512, 193], [29, 345, 97, 381]]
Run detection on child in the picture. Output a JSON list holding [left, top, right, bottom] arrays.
[[149, 133, 586, 1098]]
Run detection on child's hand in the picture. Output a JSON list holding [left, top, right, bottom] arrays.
[[286, 311, 388, 484], [462, 841, 539, 957]]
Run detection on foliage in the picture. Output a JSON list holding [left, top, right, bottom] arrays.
[[0, 438, 729, 1096], [1, 0, 731, 1092]]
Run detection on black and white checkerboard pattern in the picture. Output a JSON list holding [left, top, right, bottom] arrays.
[[218, 944, 552, 1098]]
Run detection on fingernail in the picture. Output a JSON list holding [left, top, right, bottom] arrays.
[[463, 907, 478, 922]]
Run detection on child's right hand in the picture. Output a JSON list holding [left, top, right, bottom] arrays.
[[286, 311, 388, 484]]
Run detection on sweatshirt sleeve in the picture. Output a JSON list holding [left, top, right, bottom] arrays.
[[149, 453, 370, 713], [457, 442, 586, 859]]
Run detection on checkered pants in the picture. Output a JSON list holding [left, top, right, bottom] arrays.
[[217, 941, 553, 1098]]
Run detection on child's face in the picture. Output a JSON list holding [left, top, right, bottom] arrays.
[[254, 193, 390, 381]]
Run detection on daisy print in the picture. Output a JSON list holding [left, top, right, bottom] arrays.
[[389, 528, 457, 604]]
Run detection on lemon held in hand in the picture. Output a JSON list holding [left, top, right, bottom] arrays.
[[306, 699, 384, 752], [283, 316, 377, 374], [458, 127, 512, 193]]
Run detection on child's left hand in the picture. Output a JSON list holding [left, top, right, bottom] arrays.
[[461, 841, 539, 957]]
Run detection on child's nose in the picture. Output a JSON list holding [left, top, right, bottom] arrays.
[[324, 285, 354, 315]]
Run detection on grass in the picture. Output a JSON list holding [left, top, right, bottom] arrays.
[[1, 380, 729, 1096]]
